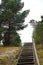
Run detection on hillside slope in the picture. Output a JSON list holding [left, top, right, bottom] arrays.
[[0, 47, 21, 65], [36, 44, 43, 65]]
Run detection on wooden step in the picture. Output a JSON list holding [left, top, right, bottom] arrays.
[[18, 58, 34, 62], [17, 61, 34, 65], [16, 43, 35, 65], [20, 56, 34, 59], [21, 51, 33, 54], [17, 63, 34, 65], [19, 57, 34, 60], [21, 53, 33, 56], [23, 47, 33, 50], [24, 43, 33, 46]]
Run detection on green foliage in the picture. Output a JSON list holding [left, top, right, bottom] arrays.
[[0, 0, 29, 46], [2, 0, 24, 13], [35, 21, 43, 44], [33, 31, 41, 44], [30, 16, 43, 44], [3, 32, 21, 46], [10, 33, 21, 46]]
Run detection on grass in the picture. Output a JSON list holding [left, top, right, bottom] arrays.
[[36, 44, 43, 65], [0, 46, 22, 65]]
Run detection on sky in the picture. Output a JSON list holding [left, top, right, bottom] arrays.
[[18, 0, 43, 44], [0, 0, 1, 4], [0, 0, 43, 44]]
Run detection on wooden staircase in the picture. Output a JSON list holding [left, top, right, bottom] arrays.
[[17, 43, 36, 65]]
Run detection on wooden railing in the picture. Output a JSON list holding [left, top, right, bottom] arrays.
[[33, 39, 40, 65], [16, 41, 40, 65]]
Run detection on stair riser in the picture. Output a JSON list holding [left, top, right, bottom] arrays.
[[17, 43, 35, 65]]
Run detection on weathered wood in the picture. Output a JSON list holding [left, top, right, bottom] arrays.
[[33, 39, 40, 65], [16, 43, 35, 65]]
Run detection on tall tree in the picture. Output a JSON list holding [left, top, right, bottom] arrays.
[[0, 0, 29, 46]]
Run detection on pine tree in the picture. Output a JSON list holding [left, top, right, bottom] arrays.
[[0, 0, 29, 46]]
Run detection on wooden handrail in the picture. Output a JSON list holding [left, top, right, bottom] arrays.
[[33, 39, 40, 65]]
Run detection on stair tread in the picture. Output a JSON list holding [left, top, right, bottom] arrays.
[[20, 57, 34, 59], [16, 43, 35, 65], [17, 61, 34, 64]]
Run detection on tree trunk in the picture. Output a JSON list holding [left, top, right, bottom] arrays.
[[8, 21, 11, 45]]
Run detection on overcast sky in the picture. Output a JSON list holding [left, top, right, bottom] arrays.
[[0, 0, 43, 44], [0, 0, 1, 3], [18, 0, 43, 44]]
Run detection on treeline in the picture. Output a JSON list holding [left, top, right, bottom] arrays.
[[0, 0, 29, 46], [30, 16, 43, 44]]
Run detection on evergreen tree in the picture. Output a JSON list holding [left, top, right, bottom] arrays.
[[0, 0, 29, 46]]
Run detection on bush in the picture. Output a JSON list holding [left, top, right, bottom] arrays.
[[3, 32, 21, 46], [10, 33, 21, 46], [33, 31, 41, 44]]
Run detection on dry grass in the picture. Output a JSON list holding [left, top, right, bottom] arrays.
[[36, 44, 43, 65], [0, 47, 22, 65]]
